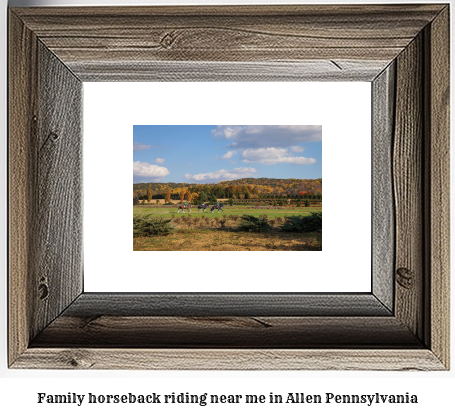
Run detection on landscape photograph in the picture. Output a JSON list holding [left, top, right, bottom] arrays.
[[133, 125, 322, 251]]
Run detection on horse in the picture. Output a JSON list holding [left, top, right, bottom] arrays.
[[198, 203, 210, 212], [211, 203, 224, 213], [177, 203, 191, 213]]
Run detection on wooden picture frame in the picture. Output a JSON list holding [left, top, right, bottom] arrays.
[[8, 4, 449, 370]]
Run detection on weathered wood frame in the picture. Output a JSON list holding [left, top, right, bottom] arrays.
[[8, 5, 449, 370]]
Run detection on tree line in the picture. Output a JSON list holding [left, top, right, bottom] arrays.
[[133, 178, 322, 203]]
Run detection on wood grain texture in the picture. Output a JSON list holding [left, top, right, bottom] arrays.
[[8, 4, 450, 370], [8, 11, 38, 366], [11, 5, 444, 77], [71, 60, 388, 82], [425, 6, 450, 369], [31, 316, 420, 348], [13, 349, 445, 371], [66, 293, 391, 317], [372, 63, 395, 312], [31, 43, 83, 339], [393, 35, 424, 341]]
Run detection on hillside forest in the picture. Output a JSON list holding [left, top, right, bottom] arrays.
[[133, 178, 322, 203]]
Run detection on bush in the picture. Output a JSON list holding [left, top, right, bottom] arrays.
[[238, 215, 271, 233], [133, 215, 175, 237], [228, 198, 234, 206], [305, 199, 310, 207], [281, 212, 322, 233]]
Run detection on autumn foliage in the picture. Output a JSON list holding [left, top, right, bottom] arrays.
[[133, 178, 322, 201]]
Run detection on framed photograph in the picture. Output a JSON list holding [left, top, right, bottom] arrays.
[[8, 4, 449, 370]]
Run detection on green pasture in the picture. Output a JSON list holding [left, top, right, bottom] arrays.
[[133, 205, 322, 219]]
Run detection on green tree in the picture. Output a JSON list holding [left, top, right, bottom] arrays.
[[147, 189, 152, 203], [200, 191, 208, 203]]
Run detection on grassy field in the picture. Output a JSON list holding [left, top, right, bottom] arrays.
[[133, 205, 321, 219], [133, 205, 322, 251]]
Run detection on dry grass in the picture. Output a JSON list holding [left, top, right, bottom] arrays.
[[133, 228, 322, 251]]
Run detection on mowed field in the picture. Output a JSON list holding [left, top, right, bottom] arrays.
[[133, 205, 321, 217], [133, 205, 322, 251]]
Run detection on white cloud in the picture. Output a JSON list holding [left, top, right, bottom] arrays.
[[211, 125, 321, 149], [290, 145, 305, 153], [133, 161, 170, 180], [133, 142, 151, 152], [221, 150, 237, 160], [154, 158, 165, 164], [241, 147, 316, 165], [184, 167, 257, 182], [211, 126, 243, 139]]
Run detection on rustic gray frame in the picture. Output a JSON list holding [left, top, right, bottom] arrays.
[[8, 5, 449, 370]]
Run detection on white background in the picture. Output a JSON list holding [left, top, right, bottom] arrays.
[[1, 0, 454, 414], [84, 82, 371, 292]]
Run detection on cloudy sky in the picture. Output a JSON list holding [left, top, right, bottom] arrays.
[[133, 125, 322, 183]]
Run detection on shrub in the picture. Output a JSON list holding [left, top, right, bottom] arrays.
[[133, 215, 174, 237], [228, 198, 234, 206], [231, 214, 239, 223], [305, 199, 310, 207], [238, 215, 271, 233], [281, 212, 322, 233]]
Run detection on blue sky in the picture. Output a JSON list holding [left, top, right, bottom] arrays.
[[133, 125, 322, 184]]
